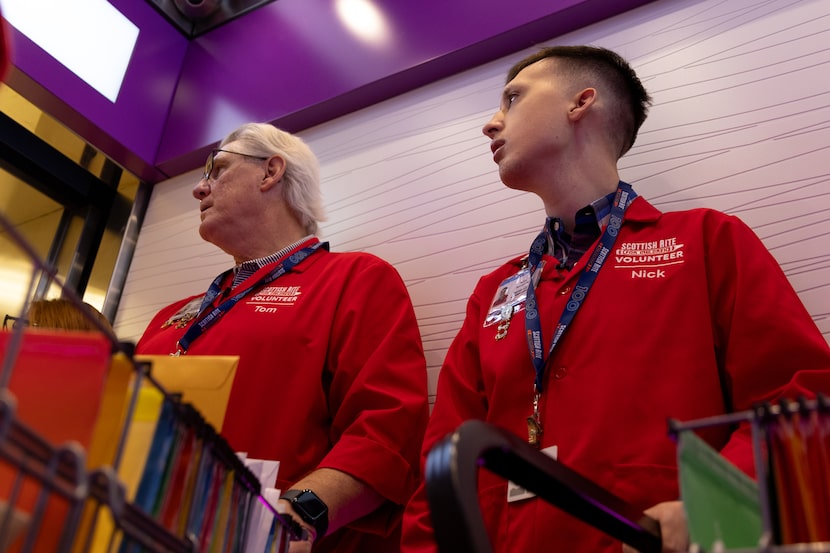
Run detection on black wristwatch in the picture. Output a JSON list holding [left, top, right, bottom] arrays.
[[280, 489, 329, 538]]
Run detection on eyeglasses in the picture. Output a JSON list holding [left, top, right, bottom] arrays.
[[2, 314, 30, 330], [203, 148, 268, 182]]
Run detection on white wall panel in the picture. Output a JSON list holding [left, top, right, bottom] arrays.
[[115, 0, 830, 401]]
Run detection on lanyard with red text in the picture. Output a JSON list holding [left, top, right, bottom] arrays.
[[523, 181, 637, 446], [173, 240, 328, 355]]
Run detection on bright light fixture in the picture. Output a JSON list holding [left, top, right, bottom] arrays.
[[0, 0, 139, 102], [335, 0, 388, 45]]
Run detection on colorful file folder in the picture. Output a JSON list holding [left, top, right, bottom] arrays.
[[677, 430, 762, 551], [766, 399, 830, 544]]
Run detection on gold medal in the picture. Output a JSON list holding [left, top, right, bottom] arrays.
[[526, 416, 543, 448]]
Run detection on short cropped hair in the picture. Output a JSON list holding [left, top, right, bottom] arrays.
[[221, 123, 326, 235], [507, 45, 652, 157]]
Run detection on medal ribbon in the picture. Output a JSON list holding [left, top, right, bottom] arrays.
[[524, 181, 637, 393], [174, 240, 328, 354]]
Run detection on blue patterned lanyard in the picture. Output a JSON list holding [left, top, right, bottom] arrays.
[[173, 241, 328, 355], [523, 182, 636, 443]]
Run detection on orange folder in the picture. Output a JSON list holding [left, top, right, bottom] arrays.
[[0, 329, 112, 553]]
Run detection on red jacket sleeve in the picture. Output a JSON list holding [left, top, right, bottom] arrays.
[[704, 212, 830, 474], [402, 274, 492, 553], [318, 255, 430, 530]]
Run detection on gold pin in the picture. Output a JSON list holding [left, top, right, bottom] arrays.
[[495, 320, 510, 340], [495, 305, 514, 340], [174, 312, 196, 329]]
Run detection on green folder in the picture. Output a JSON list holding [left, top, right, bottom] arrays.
[[677, 431, 762, 551]]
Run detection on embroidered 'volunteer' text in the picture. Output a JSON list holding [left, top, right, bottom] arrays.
[[249, 285, 302, 305], [614, 237, 684, 278]]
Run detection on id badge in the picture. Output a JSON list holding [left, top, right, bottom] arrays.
[[483, 268, 532, 327], [506, 445, 558, 502]]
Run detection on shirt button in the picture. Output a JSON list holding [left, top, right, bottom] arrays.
[[559, 286, 571, 295], [553, 366, 568, 379]]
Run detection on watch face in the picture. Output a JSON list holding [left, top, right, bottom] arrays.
[[296, 491, 327, 520], [282, 488, 329, 537]]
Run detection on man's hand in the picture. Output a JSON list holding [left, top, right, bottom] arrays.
[[281, 501, 316, 553], [280, 468, 386, 552], [622, 500, 689, 553]]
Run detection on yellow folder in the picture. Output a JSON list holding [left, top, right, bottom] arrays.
[[70, 351, 135, 553], [86, 351, 135, 469], [134, 355, 239, 431]]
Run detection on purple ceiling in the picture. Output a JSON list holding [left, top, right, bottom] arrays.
[[3, 0, 654, 183]]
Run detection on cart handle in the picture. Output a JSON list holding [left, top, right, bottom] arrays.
[[425, 420, 663, 553]]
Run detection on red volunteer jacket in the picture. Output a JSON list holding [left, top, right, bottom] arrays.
[[138, 239, 429, 553], [401, 197, 830, 553]]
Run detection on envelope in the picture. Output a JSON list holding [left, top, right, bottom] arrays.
[[244, 458, 280, 490], [134, 355, 240, 430], [240, 458, 281, 553]]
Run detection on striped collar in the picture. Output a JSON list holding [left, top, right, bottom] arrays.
[[232, 235, 315, 288]]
